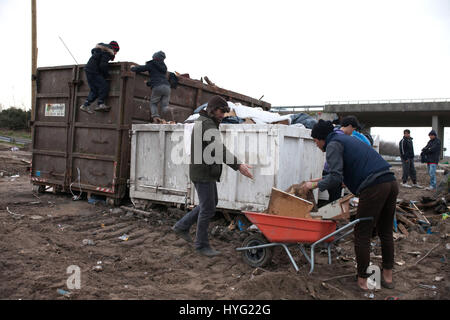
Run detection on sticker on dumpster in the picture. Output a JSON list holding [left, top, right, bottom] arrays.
[[45, 103, 65, 117]]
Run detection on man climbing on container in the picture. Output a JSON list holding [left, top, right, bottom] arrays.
[[172, 95, 254, 257], [303, 120, 398, 291], [130, 51, 171, 123], [80, 41, 120, 114]]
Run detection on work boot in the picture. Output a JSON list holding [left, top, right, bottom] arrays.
[[94, 103, 111, 112], [171, 226, 192, 243], [79, 104, 94, 114], [195, 246, 221, 257]]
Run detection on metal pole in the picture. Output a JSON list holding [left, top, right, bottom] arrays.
[[31, 0, 37, 121]]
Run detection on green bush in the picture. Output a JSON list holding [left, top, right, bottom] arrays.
[[0, 108, 31, 130]]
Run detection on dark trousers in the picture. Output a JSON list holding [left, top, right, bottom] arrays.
[[85, 71, 109, 105], [354, 180, 398, 278], [174, 181, 218, 249], [401, 159, 417, 184]]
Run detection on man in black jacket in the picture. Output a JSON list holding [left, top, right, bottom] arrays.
[[80, 41, 120, 114], [421, 130, 442, 191], [131, 51, 171, 123], [399, 129, 420, 188]]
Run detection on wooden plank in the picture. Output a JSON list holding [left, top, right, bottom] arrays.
[[396, 212, 416, 227], [410, 202, 431, 225], [267, 188, 313, 219], [398, 223, 409, 237]]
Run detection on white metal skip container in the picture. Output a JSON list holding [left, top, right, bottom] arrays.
[[129, 123, 325, 212]]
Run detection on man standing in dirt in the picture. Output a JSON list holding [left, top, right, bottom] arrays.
[[399, 129, 420, 188], [421, 129, 441, 191], [303, 120, 398, 291], [172, 96, 253, 257]]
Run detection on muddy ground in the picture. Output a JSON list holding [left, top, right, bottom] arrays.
[[0, 142, 449, 300]]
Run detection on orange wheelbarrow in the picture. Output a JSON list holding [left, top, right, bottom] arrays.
[[236, 211, 373, 273]]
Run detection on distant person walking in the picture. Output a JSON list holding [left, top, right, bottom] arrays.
[[399, 129, 420, 188], [131, 51, 171, 123], [420, 129, 441, 191], [80, 41, 120, 114]]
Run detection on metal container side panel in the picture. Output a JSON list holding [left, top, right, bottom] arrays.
[[67, 62, 133, 197], [32, 66, 75, 187], [193, 125, 324, 211], [130, 124, 190, 204], [212, 124, 279, 211]]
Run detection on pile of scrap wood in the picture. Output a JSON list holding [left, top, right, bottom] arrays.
[[394, 196, 449, 237]]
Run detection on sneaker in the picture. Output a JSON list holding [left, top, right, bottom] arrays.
[[425, 186, 435, 191], [171, 226, 192, 243], [152, 117, 162, 124], [79, 104, 94, 114], [195, 246, 221, 257], [94, 104, 111, 112], [400, 183, 412, 188], [412, 183, 422, 189]]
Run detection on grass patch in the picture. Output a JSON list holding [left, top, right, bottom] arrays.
[[0, 129, 31, 140]]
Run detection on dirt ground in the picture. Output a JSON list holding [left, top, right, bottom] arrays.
[[0, 142, 449, 300]]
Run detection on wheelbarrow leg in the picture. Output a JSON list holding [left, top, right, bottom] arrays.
[[308, 217, 374, 274], [280, 244, 299, 272]]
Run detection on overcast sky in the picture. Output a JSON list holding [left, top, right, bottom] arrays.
[[0, 0, 448, 154]]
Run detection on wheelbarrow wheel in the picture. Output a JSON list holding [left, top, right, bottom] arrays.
[[241, 234, 273, 268]]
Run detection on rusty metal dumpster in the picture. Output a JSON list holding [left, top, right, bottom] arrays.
[[30, 62, 270, 205]]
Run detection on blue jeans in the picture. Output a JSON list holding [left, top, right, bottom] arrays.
[[427, 163, 437, 188]]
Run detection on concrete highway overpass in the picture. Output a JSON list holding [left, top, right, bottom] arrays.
[[272, 99, 449, 156]]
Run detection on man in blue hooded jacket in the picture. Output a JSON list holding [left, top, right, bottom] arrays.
[[303, 120, 398, 291]]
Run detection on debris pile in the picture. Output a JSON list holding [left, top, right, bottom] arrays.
[[394, 196, 449, 237]]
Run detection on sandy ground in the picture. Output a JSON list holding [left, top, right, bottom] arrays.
[[0, 142, 449, 300]]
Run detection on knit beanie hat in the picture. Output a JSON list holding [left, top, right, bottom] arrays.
[[206, 95, 230, 113], [429, 129, 437, 136], [311, 119, 334, 140], [109, 41, 120, 52], [152, 51, 166, 61]]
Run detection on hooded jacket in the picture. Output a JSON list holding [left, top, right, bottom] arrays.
[[131, 59, 170, 88], [85, 43, 116, 78], [399, 136, 415, 160], [421, 136, 441, 164], [189, 110, 240, 182]]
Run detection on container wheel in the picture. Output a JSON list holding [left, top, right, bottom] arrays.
[[241, 233, 273, 268], [32, 184, 45, 193]]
